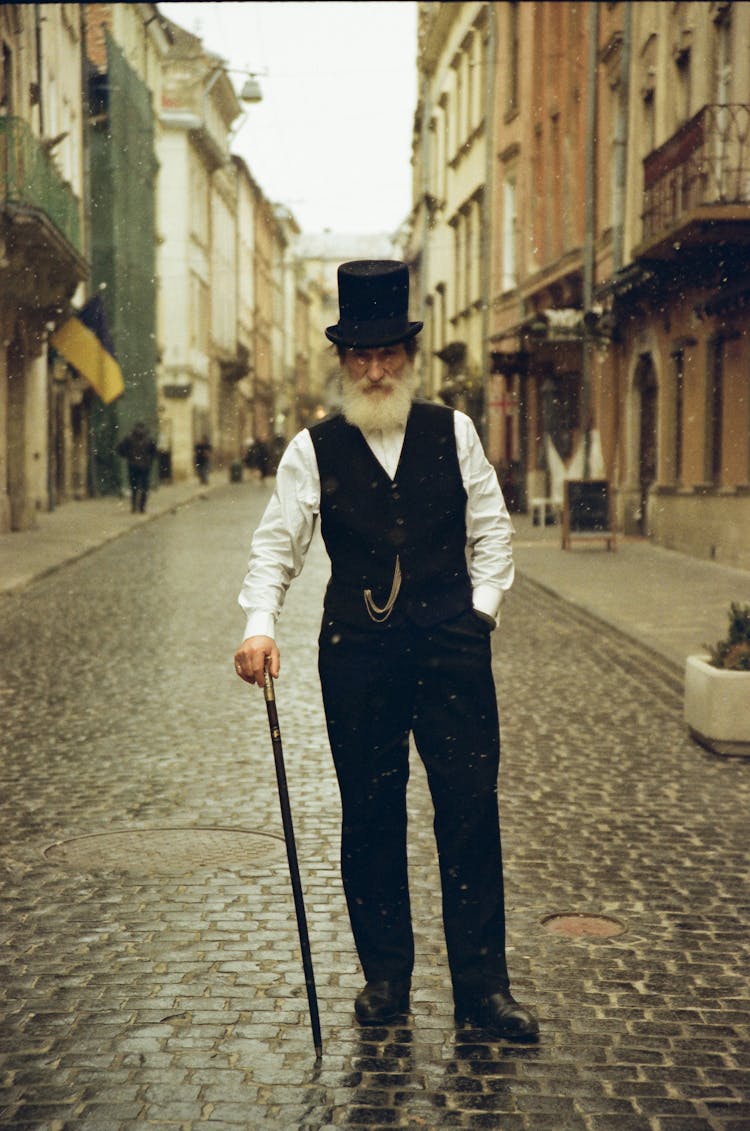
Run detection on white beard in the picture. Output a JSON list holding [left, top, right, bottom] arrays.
[[340, 365, 417, 434]]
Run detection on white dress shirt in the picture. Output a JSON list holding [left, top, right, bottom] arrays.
[[239, 409, 514, 640]]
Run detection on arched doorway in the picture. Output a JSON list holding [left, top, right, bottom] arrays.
[[635, 354, 658, 537]]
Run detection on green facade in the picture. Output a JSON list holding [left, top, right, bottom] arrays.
[[88, 35, 158, 495]]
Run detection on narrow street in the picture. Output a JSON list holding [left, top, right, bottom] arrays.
[[1, 483, 748, 1130]]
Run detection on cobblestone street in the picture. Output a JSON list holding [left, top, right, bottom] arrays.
[[1, 482, 748, 1130]]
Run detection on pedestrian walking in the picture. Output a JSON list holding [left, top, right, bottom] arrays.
[[244, 438, 269, 481], [234, 260, 538, 1041], [194, 436, 212, 485], [269, 434, 286, 475], [117, 421, 156, 514]]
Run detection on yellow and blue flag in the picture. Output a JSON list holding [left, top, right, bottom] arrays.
[[51, 296, 124, 405]]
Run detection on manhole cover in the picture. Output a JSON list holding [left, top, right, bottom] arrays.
[[44, 826, 286, 875], [542, 913, 626, 939]]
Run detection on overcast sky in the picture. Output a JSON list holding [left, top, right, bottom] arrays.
[[160, 2, 418, 235]]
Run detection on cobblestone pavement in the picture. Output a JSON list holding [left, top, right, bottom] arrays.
[[1, 482, 748, 1130]]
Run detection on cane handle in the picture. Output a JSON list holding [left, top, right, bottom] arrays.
[[263, 657, 275, 702]]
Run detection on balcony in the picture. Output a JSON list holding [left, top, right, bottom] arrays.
[[1, 116, 83, 250], [0, 116, 86, 307], [636, 104, 750, 262]]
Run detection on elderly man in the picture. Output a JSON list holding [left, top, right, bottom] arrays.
[[235, 260, 538, 1041]]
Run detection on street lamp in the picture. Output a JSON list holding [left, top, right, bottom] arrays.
[[239, 75, 263, 104], [204, 66, 265, 105]]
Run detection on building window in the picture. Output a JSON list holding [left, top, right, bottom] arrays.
[[466, 30, 477, 135], [706, 337, 724, 486], [501, 175, 517, 292], [507, 2, 519, 117], [477, 22, 487, 133], [454, 220, 463, 314], [2, 40, 16, 117], [531, 124, 543, 270], [674, 46, 692, 126], [642, 87, 656, 158], [671, 348, 685, 485], [439, 93, 448, 200], [429, 113, 439, 196], [446, 78, 456, 162], [453, 56, 463, 154], [189, 159, 209, 246], [190, 272, 209, 355], [465, 205, 474, 308], [639, 34, 657, 156], [548, 112, 560, 253], [713, 3, 732, 103], [464, 33, 474, 137], [436, 282, 447, 348]]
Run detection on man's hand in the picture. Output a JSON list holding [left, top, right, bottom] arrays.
[[234, 635, 280, 688]]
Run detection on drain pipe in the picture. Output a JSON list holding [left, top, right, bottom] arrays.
[[34, 4, 45, 135], [582, 0, 599, 480], [480, 0, 497, 450], [612, 2, 632, 273], [419, 67, 432, 398]]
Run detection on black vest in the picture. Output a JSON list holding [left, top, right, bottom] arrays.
[[309, 401, 472, 628]]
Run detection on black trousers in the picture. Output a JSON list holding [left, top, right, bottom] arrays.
[[318, 608, 510, 998], [128, 466, 150, 512]]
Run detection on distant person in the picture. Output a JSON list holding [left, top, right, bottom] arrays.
[[117, 422, 156, 514], [244, 438, 269, 481], [194, 437, 213, 485], [270, 434, 286, 475]]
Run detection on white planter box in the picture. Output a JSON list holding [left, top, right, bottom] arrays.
[[684, 654, 750, 757]]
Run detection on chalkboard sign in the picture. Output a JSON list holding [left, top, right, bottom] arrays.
[[562, 479, 616, 551]]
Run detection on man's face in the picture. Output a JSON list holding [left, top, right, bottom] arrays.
[[341, 344, 410, 395], [339, 343, 416, 432]]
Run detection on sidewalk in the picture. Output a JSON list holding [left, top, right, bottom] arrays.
[[2, 480, 749, 672], [510, 516, 750, 674], [0, 476, 222, 595]]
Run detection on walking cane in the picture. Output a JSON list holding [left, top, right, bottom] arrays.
[[263, 661, 323, 1059]]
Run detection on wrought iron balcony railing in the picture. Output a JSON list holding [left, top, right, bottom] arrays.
[[641, 104, 750, 242], [642, 103, 750, 243], [0, 116, 82, 252]]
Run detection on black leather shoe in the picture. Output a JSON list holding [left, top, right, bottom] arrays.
[[354, 979, 410, 1024], [454, 990, 539, 1041]]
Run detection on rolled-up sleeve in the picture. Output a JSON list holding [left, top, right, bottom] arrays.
[[454, 411, 514, 625], [238, 430, 320, 640]]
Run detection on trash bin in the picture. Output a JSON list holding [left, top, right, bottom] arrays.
[[230, 460, 243, 483]]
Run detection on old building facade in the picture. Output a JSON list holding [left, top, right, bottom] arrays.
[[412, 0, 750, 567], [86, 3, 170, 494], [488, 1, 593, 513], [1, 4, 331, 525], [1, 3, 88, 531], [409, 1, 492, 422], [156, 17, 243, 481], [231, 154, 257, 463], [595, 0, 750, 565]]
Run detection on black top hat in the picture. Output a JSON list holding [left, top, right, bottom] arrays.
[[325, 260, 423, 348]]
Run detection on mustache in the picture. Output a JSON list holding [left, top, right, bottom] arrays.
[[357, 378, 396, 393]]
